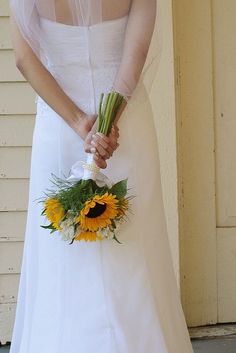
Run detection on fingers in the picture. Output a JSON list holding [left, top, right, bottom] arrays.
[[91, 126, 120, 158], [108, 125, 120, 149], [111, 124, 120, 138], [91, 135, 113, 159], [93, 153, 107, 169], [83, 124, 120, 167]]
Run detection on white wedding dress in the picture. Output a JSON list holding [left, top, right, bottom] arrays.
[[9, 15, 194, 353]]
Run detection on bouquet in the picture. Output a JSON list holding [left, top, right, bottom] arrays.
[[37, 91, 132, 244]]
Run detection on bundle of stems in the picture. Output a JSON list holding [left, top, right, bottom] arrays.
[[98, 91, 126, 135], [83, 90, 127, 180]]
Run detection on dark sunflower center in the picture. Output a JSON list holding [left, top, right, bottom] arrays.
[[87, 203, 107, 218]]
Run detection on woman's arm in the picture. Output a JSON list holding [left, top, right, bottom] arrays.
[[112, 0, 156, 100], [87, 0, 156, 162], [9, 10, 95, 140]]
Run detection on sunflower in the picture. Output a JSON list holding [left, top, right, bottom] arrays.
[[76, 192, 119, 232], [117, 198, 129, 216], [44, 198, 65, 230], [74, 231, 103, 242]]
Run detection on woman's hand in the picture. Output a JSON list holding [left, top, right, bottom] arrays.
[[73, 113, 97, 141], [84, 124, 120, 169]]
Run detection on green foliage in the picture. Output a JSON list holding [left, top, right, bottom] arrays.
[[37, 175, 122, 213], [40, 224, 57, 234], [110, 179, 128, 199]]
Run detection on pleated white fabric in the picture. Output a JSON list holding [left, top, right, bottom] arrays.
[[9, 16, 194, 353]]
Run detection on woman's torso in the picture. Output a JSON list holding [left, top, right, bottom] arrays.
[[37, 15, 129, 116]]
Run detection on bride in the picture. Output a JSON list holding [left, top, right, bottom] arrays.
[[9, 0, 194, 352]]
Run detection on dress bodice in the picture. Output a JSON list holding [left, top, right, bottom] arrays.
[[37, 16, 128, 115]]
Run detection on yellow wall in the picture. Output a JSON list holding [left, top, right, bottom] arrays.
[[173, 0, 217, 326]]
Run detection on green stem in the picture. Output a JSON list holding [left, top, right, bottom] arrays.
[[98, 93, 104, 131], [97, 91, 126, 136], [104, 93, 118, 135]]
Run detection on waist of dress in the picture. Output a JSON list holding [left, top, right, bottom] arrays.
[[35, 56, 121, 120]]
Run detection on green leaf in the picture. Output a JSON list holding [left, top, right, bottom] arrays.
[[40, 224, 56, 230], [113, 234, 122, 244], [111, 219, 116, 229], [69, 237, 75, 245], [110, 179, 128, 199]]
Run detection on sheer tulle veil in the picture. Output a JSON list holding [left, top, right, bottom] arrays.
[[9, 0, 163, 102]]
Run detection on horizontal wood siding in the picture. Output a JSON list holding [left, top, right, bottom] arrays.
[[0, 2, 36, 344], [0, 50, 25, 82]]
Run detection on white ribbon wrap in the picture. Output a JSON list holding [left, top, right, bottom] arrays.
[[66, 153, 113, 188]]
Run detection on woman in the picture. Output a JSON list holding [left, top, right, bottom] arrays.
[[9, 1, 194, 352]]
